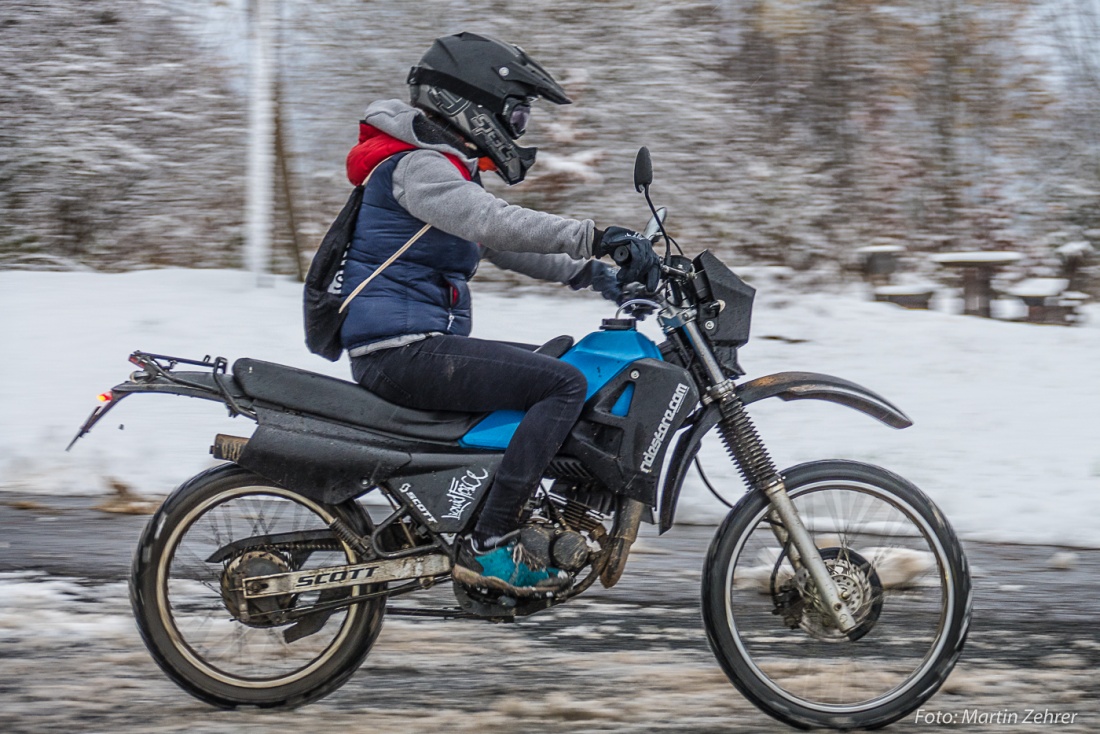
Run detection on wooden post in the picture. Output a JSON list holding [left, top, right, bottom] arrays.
[[246, 0, 275, 287], [961, 266, 994, 318], [274, 93, 304, 282]]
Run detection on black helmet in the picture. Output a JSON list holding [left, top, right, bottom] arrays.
[[407, 32, 571, 185]]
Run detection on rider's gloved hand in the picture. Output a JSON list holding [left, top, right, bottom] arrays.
[[593, 226, 633, 258], [568, 260, 622, 303], [594, 227, 661, 292]]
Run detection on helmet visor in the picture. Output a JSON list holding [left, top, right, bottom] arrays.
[[504, 100, 531, 138]]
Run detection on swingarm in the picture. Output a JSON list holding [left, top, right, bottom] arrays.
[[237, 553, 451, 600]]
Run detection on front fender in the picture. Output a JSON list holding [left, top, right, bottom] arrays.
[[736, 371, 911, 429], [657, 371, 911, 534]]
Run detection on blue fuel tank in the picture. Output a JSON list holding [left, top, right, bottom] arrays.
[[459, 327, 662, 450]]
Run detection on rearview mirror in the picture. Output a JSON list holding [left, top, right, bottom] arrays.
[[642, 207, 668, 240], [633, 146, 652, 193]]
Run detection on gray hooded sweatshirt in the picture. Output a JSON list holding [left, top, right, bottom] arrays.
[[362, 99, 599, 285]]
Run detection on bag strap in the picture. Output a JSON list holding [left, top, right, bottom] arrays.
[[337, 153, 432, 314], [338, 222, 432, 313]]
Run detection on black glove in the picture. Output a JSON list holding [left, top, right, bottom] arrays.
[[594, 226, 661, 292], [568, 260, 622, 303], [592, 226, 634, 259]]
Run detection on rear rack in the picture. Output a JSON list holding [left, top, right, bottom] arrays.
[[127, 351, 254, 419], [130, 351, 227, 372], [66, 350, 255, 451]]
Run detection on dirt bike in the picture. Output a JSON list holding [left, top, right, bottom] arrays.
[[69, 148, 971, 729]]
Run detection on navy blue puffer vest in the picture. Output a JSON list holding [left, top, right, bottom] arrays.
[[339, 154, 480, 351]]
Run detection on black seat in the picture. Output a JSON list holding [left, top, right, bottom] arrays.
[[533, 334, 574, 358], [231, 336, 576, 444], [233, 358, 483, 443]]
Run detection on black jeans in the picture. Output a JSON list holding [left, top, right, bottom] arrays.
[[351, 336, 587, 539]]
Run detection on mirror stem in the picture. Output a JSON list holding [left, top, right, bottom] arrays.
[[641, 184, 671, 250]]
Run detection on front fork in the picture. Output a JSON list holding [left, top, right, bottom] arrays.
[[680, 321, 859, 634]]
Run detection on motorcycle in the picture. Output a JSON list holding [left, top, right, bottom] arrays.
[[69, 147, 971, 730]]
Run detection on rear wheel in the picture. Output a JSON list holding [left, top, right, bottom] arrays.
[[701, 460, 971, 730], [131, 464, 385, 708]]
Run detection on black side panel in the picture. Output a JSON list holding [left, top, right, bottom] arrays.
[[237, 408, 413, 505], [236, 406, 504, 532], [563, 358, 698, 505], [387, 454, 504, 534]]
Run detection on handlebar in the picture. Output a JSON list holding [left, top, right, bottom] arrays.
[[615, 297, 662, 319], [607, 209, 689, 296], [611, 244, 635, 266]]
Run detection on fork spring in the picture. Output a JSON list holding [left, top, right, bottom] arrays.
[[716, 395, 780, 490]]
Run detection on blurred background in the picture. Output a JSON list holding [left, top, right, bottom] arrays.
[[2, 3, 1099, 732], [3, 0, 1099, 297]]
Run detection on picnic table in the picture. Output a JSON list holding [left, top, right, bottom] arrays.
[[854, 244, 905, 284], [1009, 277, 1081, 325], [873, 283, 937, 310], [1056, 241, 1094, 292], [930, 251, 1022, 318]]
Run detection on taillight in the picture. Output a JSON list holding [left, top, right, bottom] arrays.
[[97, 391, 113, 403]]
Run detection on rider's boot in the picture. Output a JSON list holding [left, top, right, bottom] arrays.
[[453, 530, 571, 597]]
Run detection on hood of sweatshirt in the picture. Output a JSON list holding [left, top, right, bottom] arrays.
[[346, 99, 478, 185]]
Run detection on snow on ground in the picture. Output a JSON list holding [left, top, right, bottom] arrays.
[[0, 572, 132, 645], [1, 268, 1097, 547]]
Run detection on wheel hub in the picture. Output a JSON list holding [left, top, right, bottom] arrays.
[[220, 549, 296, 627], [776, 547, 884, 642]]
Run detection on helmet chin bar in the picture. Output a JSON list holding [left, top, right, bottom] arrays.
[[486, 143, 537, 186], [463, 106, 536, 184], [418, 84, 538, 185]]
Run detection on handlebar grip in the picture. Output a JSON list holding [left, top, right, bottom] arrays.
[[612, 244, 632, 265]]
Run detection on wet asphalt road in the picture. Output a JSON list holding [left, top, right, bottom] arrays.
[[0, 494, 1097, 733]]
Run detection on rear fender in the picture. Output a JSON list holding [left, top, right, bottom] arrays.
[[109, 371, 250, 403], [66, 372, 253, 451], [657, 371, 911, 533]]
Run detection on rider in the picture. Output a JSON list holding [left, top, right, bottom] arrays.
[[341, 32, 659, 597]]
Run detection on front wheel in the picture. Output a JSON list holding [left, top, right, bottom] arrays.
[[131, 464, 385, 708], [701, 460, 971, 730]]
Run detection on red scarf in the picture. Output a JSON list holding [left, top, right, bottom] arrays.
[[346, 123, 472, 185]]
